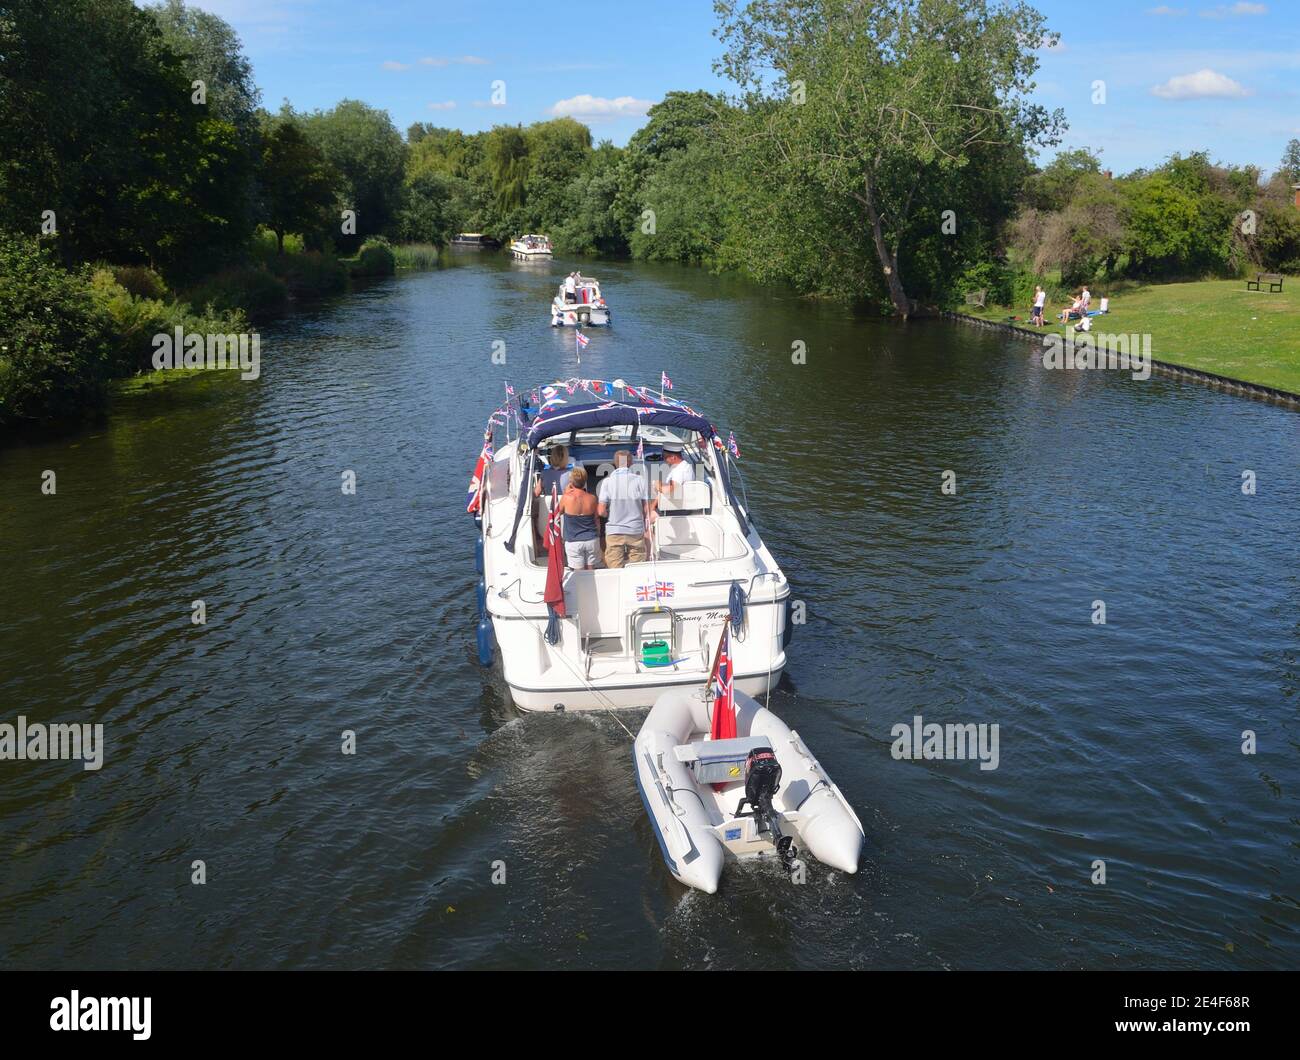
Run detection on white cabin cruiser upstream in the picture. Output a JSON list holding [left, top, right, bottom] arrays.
[[635, 684, 865, 893], [467, 380, 790, 712], [509, 234, 552, 260], [551, 276, 610, 327]]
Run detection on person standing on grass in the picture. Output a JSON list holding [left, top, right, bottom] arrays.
[[1031, 286, 1046, 326]]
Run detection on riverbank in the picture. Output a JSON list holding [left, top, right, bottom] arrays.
[[957, 277, 1300, 397]]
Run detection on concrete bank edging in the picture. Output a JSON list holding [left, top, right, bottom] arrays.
[[941, 311, 1300, 411]]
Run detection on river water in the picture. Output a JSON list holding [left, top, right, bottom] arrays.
[[1, 254, 1297, 969]]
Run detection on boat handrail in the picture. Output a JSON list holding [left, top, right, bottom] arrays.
[[689, 571, 783, 598]]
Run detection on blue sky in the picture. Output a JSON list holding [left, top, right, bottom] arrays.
[[192, 0, 1300, 175]]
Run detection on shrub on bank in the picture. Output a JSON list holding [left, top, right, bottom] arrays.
[[267, 250, 348, 298], [952, 261, 1014, 310], [0, 237, 116, 428], [392, 243, 441, 270], [88, 269, 251, 375], [110, 265, 169, 301], [182, 266, 288, 319], [349, 237, 397, 277]]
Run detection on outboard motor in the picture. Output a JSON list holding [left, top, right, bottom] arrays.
[[735, 747, 798, 872]]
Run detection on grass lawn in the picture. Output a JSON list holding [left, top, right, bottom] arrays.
[[959, 277, 1300, 395]]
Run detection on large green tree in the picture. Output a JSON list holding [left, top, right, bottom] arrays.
[[713, 0, 1064, 315], [0, 0, 253, 274], [297, 100, 408, 246], [258, 117, 342, 253]]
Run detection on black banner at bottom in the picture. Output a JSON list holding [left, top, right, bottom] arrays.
[[0, 970, 1289, 1046]]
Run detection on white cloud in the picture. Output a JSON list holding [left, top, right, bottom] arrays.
[[381, 60, 411, 71], [1146, 5, 1188, 13], [417, 56, 489, 67], [426, 101, 457, 111], [1200, 2, 1267, 17], [549, 94, 654, 120], [1151, 68, 1251, 99]]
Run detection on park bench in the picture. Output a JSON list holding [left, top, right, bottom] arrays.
[[1246, 272, 1283, 293], [964, 289, 987, 309]]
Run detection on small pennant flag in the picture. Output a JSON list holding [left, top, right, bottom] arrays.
[[661, 371, 673, 391]]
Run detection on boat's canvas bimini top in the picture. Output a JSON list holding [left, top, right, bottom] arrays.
[[523, 381, 712, 447], [504, 379, 749, 552]]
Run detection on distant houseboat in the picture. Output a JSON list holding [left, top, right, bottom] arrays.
[[450, 233, 501, 249]]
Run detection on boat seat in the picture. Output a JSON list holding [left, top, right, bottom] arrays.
[[656, 514, 725, 562], [673, 735, 771, 763], [674, 735, 773, 787], [658, 479, 711, 515]]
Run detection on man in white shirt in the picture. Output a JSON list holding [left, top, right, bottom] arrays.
[[1031, 285, 1046, 326], [654, 443, 693, 511]]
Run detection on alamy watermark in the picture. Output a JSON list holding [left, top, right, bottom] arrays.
[[1042, 331, 1151, 381], [0, 716, 104, 771], [891, 714, 999, 771], [151, 327, 260, 380]]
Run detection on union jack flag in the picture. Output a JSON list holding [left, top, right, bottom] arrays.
[[656, 581, 674, 597], [635, 435, 644, 462], [466, 428, 493, 514], [661, 371, 673, 391], [627, 385, 656, 406], [728, 431, 741, 459], [576, 331, 590, 349], [636, 584, 657, 602], [545, 484, 562, 549], [504, 382, 515, 396]]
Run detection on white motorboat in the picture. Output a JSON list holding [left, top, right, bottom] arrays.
[[468, 379, 790, 712], [551, 276, 611, 327], [509, 234, 552, 259], [634, 687, 864, 893]]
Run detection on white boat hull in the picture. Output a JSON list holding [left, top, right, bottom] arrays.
[[551, 303, 610, 327], [633, 688, 865, 893], [506, 667, 783, 713], [473, 394, 788, 716]]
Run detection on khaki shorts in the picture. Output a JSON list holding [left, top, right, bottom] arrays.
[[604, 533, 646, 569], [565, 539, 599, 568]]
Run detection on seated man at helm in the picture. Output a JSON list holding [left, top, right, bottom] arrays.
[[652, 442, 693, 513], [597, 450, 649, 568]]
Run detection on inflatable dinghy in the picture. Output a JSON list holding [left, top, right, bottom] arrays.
[[633, 688, 864, 893]]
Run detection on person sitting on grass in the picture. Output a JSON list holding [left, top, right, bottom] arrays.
[[1059, 293, 1083, 323]]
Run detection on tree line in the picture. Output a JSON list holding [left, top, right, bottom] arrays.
[[4, 0, 1298, 431]]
